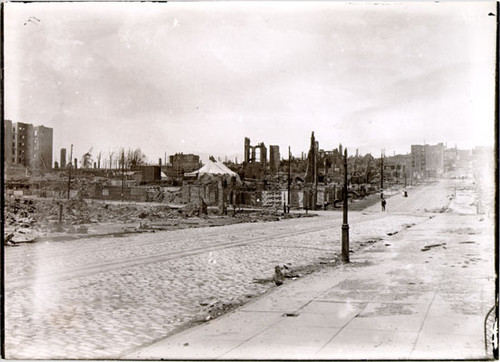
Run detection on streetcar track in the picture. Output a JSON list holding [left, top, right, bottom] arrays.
[[6, 213, 388, 290], [4, 212, 346, 266], [4, 215, 325, 263], [4, 212, 374, 270]]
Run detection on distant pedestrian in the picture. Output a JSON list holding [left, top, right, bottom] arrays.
[[381, 199, 386, 211]]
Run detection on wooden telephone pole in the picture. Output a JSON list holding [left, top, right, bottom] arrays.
[[288, 146, 291, 212], [67, 144, 73, 199], [380, 149, 384, 198], [121, 149, 125, 202]]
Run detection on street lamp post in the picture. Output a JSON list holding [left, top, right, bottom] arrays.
[[341, 148, 350, 263]]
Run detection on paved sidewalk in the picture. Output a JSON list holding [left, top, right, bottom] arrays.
[[125, 212, 496, 360]]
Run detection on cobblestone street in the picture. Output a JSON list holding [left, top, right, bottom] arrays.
[[4, 3, 495, 358], [4, 180, 484, 359]]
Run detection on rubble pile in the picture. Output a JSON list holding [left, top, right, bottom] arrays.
[[5, 198, 37, 229], [4, 196, 313, 244]]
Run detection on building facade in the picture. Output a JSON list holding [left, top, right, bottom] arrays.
[[243, 137, 267, 179], [4, 120, 13, 165], [60, 148, 67, 168], [305, 132, 319, 183], [32, 126, 53, 170], [4, 121, 53, 171], [425, 143, 444, 178], [169, 153, 201, 174], [411, 143, 444, 179]]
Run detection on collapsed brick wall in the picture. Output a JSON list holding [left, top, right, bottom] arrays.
[[180, 184, 219, 205]]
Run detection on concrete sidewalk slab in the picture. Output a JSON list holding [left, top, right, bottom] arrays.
[[125, 213, 495, 360], [316, 328, 419, 360]]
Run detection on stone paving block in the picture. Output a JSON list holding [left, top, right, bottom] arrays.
[[316, 328, 418, 359]]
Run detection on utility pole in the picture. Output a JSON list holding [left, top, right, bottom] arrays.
[[403, 165, 407, 188], [67, 144, 73, 199], [341, 148, 349, 263], [121, 149, 125, 202], [380, 150, 384, 198], [314, 141, 318, 210], [288, 146, 291, 212]]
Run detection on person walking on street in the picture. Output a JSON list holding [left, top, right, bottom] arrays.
[[381, 198, 386, 211]]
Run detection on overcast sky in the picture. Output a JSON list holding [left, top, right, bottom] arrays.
[[4, 1, 496, 164]]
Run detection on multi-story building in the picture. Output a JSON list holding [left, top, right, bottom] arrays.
[[425, 143, 444, 178], [32, 125, 53, 170], [411, 143, 444, 180], [411, 144, 426, 179], [4, 121, 53, 171], [4, 120, 13, 165]]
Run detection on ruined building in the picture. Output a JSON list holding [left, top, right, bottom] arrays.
[[4, 120, 53, 171], [243, 137, 267, 179], [168, 153, 201, 178], [269, 145, 280, 174], [305, 132, 319, 183], [60, 148, 67, 168]]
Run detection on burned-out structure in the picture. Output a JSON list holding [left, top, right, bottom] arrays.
[[4, 120, 53, 172], [166, 153, 202, 181], [4, 119, 470, 215], [242, 137, 267, 179], [60, 148, 67, 169], [232, 133, 352, 210], [269, 145, 280, 175]]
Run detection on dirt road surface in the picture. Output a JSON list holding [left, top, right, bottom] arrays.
[[4, 179, 492, 359]]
